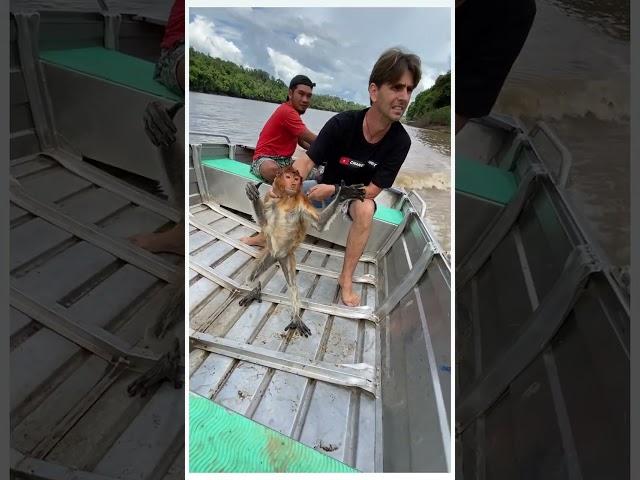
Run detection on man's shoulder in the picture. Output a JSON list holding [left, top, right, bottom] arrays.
[[327, 109, 364, 129], [334, 109, 364, 121], [391, 121, 411, 146], [267, 103, 299, 122]]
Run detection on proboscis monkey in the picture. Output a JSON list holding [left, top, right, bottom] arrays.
[[239, 167, 365, 336]]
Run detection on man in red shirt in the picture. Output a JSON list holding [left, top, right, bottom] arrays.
[[154, 0, 185, 96], [129, 0, 185, 255], [250, 75, 318, 182]]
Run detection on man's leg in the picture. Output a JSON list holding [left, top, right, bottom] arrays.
[[133, 43, 185, 255], [339, 199, 375, 307], [130, 220, 184, 255]]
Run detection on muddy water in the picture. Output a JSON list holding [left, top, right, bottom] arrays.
[[492, 0, 629, 266]]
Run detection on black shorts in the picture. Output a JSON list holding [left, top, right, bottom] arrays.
[[456, 0, 536, 118]]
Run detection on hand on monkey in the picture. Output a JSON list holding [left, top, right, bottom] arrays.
[[307, 183, 336, 202], [307, 182, 366, 203]]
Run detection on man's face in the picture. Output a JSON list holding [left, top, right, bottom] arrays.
[[369, 70, 415, 122], [289, 85, 313, 114]]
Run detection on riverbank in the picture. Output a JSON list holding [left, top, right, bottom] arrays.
[[405, 121, 451, 134]]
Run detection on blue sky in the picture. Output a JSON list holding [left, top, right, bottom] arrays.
[[189, 7, 451, 105]]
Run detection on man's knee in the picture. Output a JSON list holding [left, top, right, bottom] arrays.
[[259, 161, 281, 183], [350, 199, 375, 225]]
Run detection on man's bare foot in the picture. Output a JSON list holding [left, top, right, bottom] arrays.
[[130, 224, 184, 255], [240, 233, 266, 247], [338, 276, 361, 307]]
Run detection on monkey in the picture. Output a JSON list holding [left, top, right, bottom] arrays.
[[239, 166, 365, 337]]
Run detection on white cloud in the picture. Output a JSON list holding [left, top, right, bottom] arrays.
[[266, 47, 334, 90], [189, 15, 244, 64], [295, 33, 317, 47]]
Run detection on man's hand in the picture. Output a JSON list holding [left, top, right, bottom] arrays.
[[143, 101, 183, 148], [307, 183, 336, 202]]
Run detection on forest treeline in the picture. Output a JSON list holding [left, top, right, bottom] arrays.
[[189, 49, 365, 112], [405, 71, 451, 127]]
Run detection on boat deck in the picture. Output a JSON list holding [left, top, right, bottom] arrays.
[[188, 202, 379, 471], [10, 151, 184, 480]]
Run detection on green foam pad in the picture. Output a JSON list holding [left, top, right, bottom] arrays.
[[456, 154, 517, 205], [374, 205, 404, 225], [39, 47, 182, 101], [203, 157, 404, 225], [202, 157, 261, 181], [189, 393, 358, 473]]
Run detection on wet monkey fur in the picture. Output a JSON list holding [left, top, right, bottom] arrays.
[[239, 167, 365, 336]]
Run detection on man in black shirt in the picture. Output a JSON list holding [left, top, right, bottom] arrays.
[[293, 48, 421, 306], [456, 0, 535, 132]]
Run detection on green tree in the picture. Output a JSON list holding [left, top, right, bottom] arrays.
[[406, 71, 451, 126], [188, 48, 366, 113]]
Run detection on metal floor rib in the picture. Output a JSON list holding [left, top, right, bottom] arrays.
[[188, 202, 379, 472], [10, 150, 184, 480]]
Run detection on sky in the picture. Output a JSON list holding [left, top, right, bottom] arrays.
[[189, 7, 451, 106]]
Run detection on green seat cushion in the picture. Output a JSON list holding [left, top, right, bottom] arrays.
[[189, 393, 357, 473], [203, 157, 405, 225], [39, 47, 182, 101], [374, 205, 404, 225], [202, 157, 260, 181], [456, 154, 517, 205]]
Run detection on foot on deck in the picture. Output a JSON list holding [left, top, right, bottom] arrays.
[[129, 224, 184, 255], [239, 282, 262, 306], [338, 277, 361, 307], [284, 315, 312, 337], [127, 338, 183, 397], [240, 233, 266, 247]]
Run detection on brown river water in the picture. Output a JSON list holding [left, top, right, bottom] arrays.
[[491, 0, 629, 266]]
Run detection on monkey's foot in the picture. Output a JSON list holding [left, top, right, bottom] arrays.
[[284, 316, 312, 337], [129, 225, 184, 255], [338, 278, 361, 307], [127, 344, 182, 397], [239, 282, 262, 306]]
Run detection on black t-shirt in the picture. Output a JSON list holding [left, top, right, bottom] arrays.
[[307, 109, 411, 189]]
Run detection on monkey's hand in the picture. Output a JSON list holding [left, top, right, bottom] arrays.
[[335, 181, 366, 202], [239, 282, 262, 306], [245, 182, 262, 202], [284, 315, 312, 337], [143, 101, 182, 148]]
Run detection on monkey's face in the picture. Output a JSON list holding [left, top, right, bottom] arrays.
[[279, 171, 302, 196]]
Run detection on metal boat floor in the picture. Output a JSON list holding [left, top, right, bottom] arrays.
[[189, 202, 379, 472], [10, 150, 184, 480]]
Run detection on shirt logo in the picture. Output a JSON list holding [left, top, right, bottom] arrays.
[[339, 156, 365, 168]]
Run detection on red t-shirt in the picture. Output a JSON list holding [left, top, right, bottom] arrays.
[[160, 0, 185, 50], [253, 103, 307, 160]]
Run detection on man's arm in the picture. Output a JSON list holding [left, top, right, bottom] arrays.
[[292, 152, 316, 179], [297, 128, 317, 150]]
